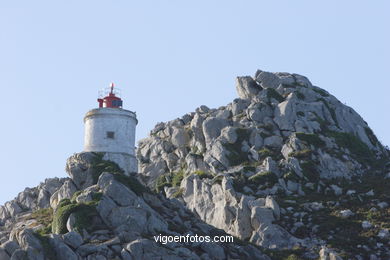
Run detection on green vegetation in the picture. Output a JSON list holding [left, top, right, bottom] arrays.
[[172, 188, 184, 198], [327, 131, 374, 165], [193, 170, 213, 179], [258, 147, 281, 161], [295, 132, 325, 148], [155, 174, 172, 192], [29, 208, 53, 235], [364, 127, 380, 146], [52, 199, 98, 234], [312, 87, 329, 97], [264, 247, 306, 260], [300, 161, 319, 182], [71, 190, 83, 202], [267, 88, 285, 102], [33, 232, 57, 260], [232, 173, 247, 192], [155, 170, 185, 193], [172, 170, 185, 187], [273, 173, 390, 259], [288, 149, 312, 159], [317, 98, 338, 126], [248, 171, 278, 186], [223, 128, 251, 166], [283, 171, 301, 182], [91, 152, 124, 183], [114, 174, 149, 196]]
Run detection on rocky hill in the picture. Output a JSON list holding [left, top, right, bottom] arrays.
[[0, 69, 389, 260], [137, 70, 390, 259]]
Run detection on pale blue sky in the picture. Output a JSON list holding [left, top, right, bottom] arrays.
[[0, 1, 389, 204]]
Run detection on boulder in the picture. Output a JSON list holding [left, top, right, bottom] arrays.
[[236, 76, 262, 100], [255, 71, 281, 89]]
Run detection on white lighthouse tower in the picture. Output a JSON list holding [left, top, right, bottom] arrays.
[[83, 83, 138, 174]]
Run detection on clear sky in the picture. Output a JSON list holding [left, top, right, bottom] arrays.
[[0, 1, 389, 205]]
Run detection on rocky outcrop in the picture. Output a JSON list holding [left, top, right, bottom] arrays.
[[0, 152, 270, 260], [1, 69, 389, 259], [137, 69, 390, 258]]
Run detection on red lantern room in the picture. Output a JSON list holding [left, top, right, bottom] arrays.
[[97, 83, 123, 108]]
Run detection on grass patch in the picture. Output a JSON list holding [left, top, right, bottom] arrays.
[[29, 208, 53, 235], [296, 132, 325, 148], [288, 149, 312, 160], [258, 147, 281, 161], [193, 170, 213, 179]]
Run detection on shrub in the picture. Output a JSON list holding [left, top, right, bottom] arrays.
[[71, 191, 83, 202], [52, 200, 98, 234], [155, 170, 185, 193], [91, 152, 124, 183], [172, 170, 185, 187], [155, 174, 172, 193], [297, 111, 305, 117], [296, 132, 325, 148], [114, 174, 149, 196]]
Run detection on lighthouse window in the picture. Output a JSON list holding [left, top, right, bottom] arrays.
[[106, 131, 115, 139]]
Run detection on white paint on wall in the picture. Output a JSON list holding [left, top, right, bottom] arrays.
[[83, 108, 138, 173]]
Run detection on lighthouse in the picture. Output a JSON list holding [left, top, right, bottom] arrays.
[[83, 83, 138, 174]]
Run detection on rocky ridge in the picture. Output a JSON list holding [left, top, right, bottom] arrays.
[[0, 152, 269, 260], [0, 69, 389, 260], [137, 70, 390, 259]]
